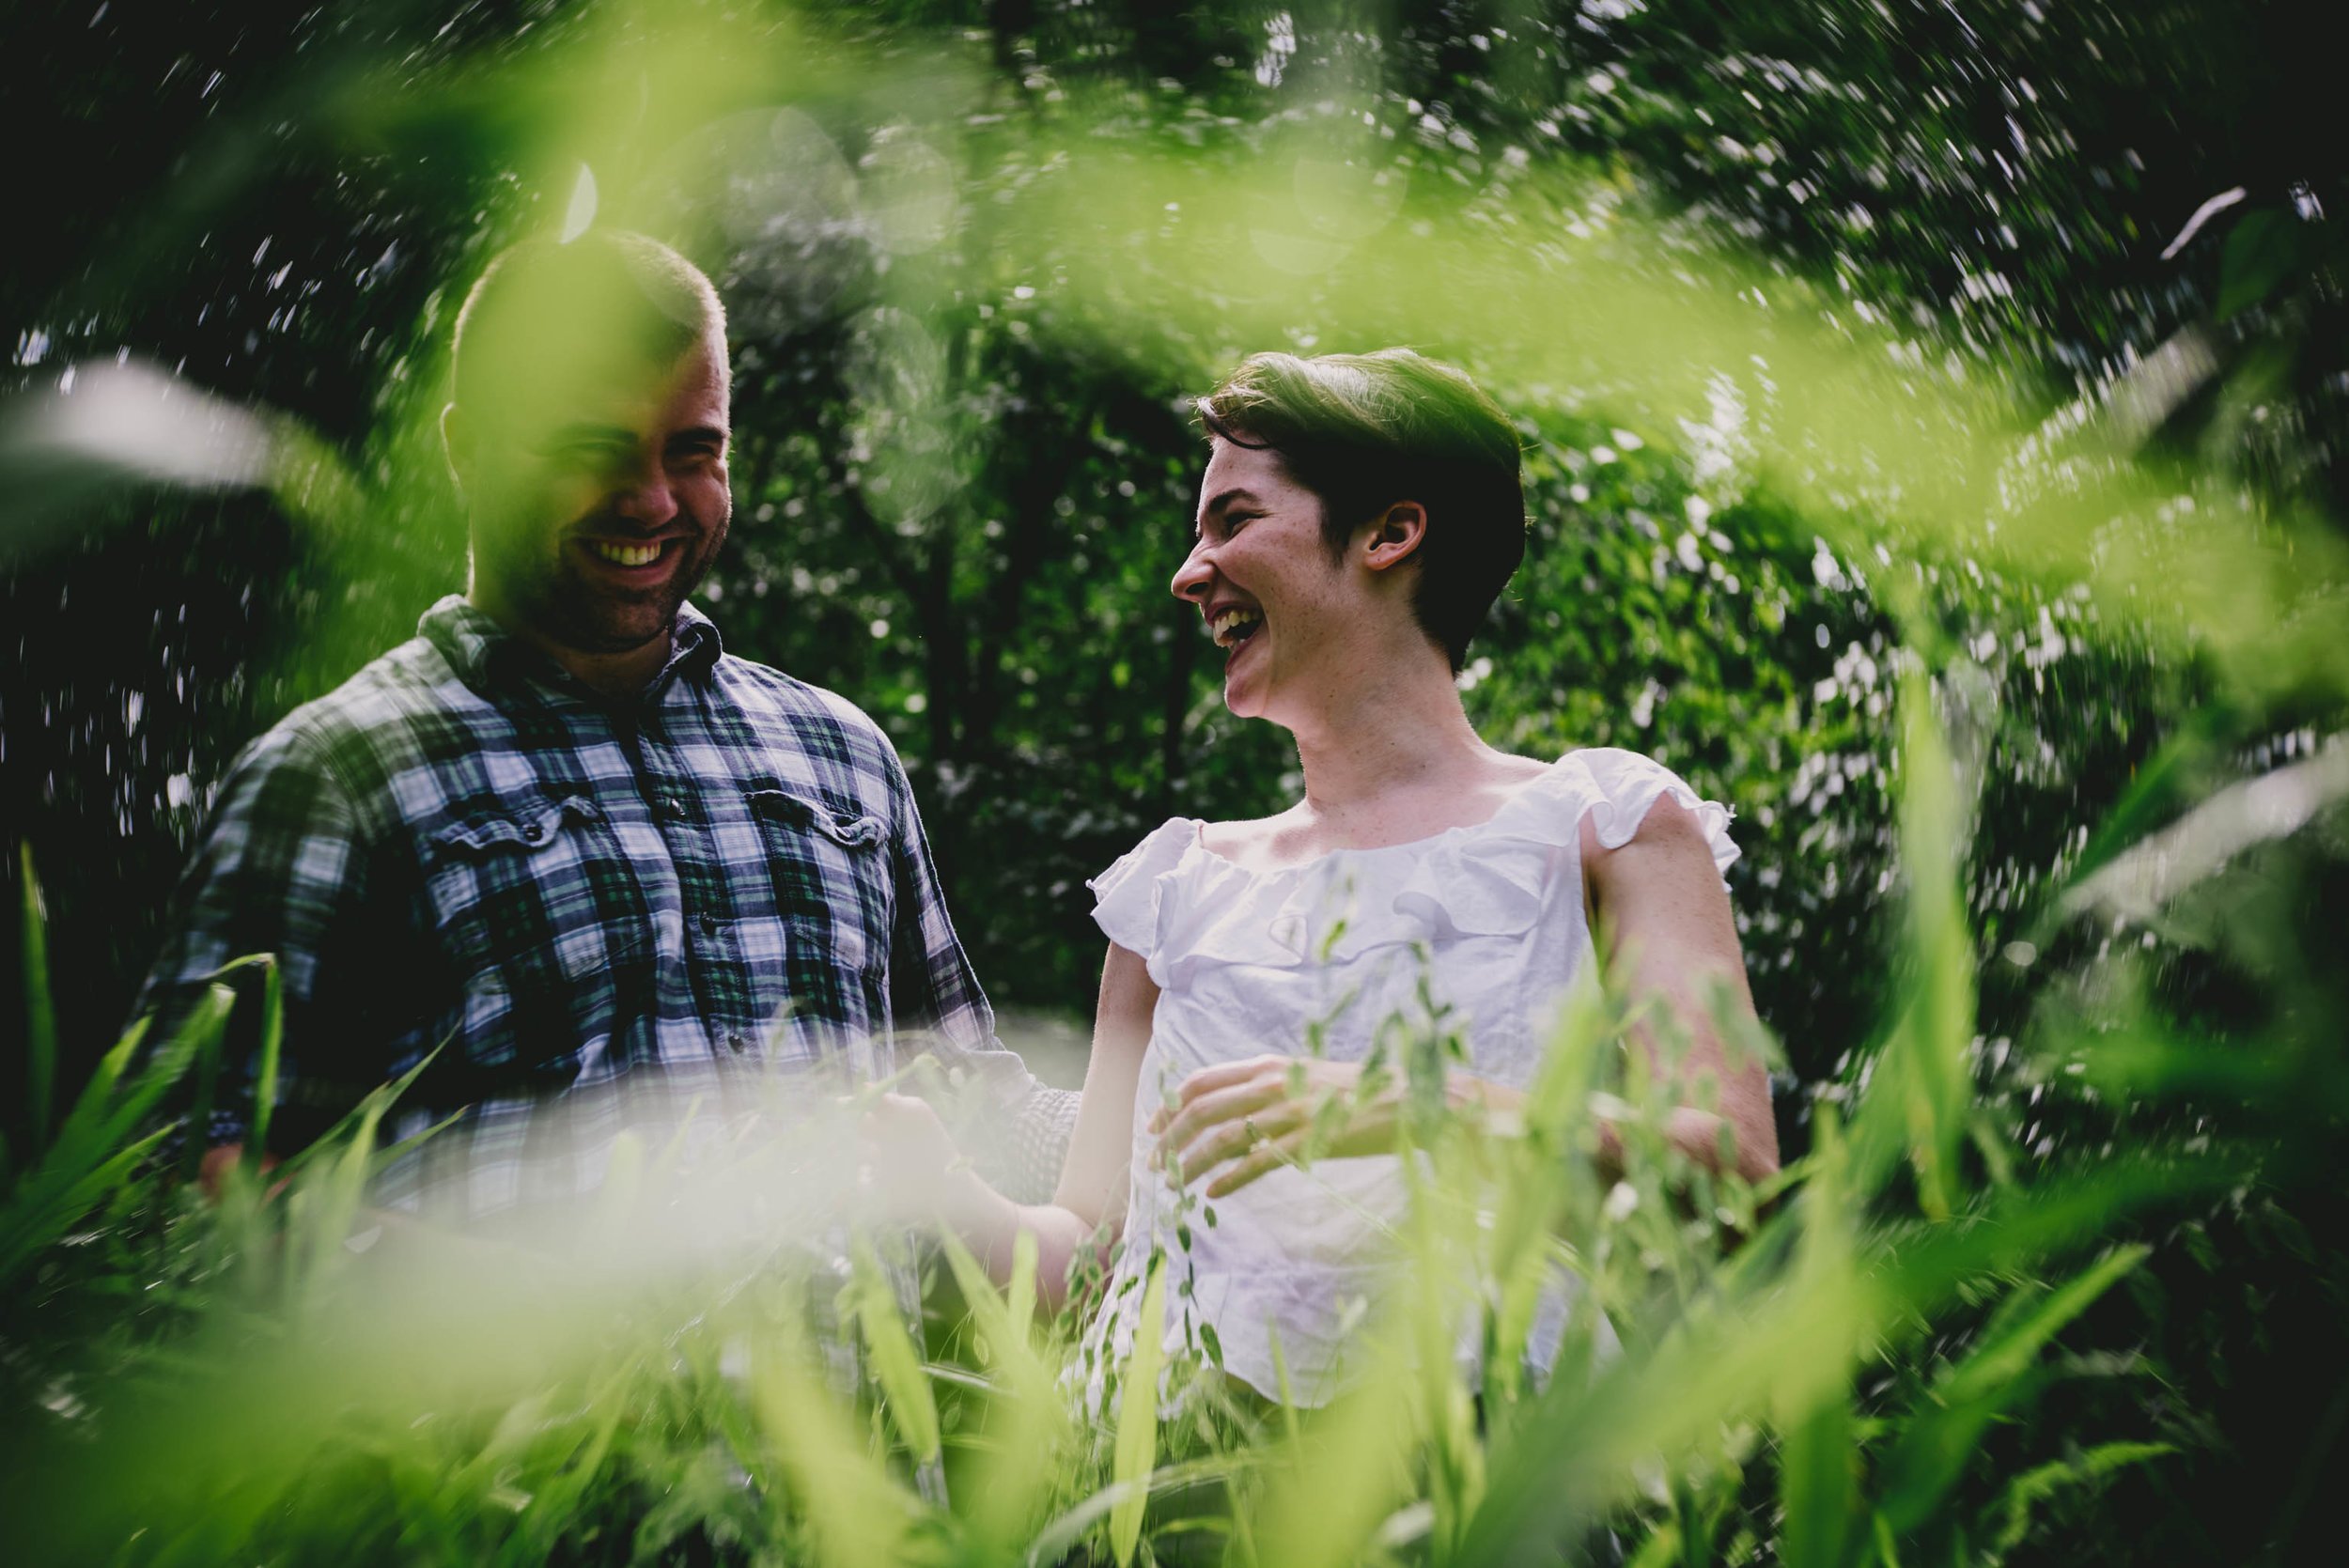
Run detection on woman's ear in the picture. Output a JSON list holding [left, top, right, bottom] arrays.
[[1361, 501, 1428, 573]]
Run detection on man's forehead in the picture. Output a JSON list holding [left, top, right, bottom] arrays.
[[492, 339, 728, 438]]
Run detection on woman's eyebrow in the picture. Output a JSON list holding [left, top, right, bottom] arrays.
[[1193, 485, 1267, 539]]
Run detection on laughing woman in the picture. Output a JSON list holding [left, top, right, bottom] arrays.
[[896, 349, 1778, 1405]]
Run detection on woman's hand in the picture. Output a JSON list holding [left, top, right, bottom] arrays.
[[856, 1091, 977, 1223], [1148, 1055, 1398, 1198]]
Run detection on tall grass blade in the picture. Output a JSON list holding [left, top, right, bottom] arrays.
[[1777, 1387, 1858, 1568], [1249, 1326, 1427, 1568], [246, 955, 283, 1171], [936, 1229, 1066, 1554], [1990, 1442, 2176, 1554], [1026, 1456, 1255, 1568], [291, 1073, 397, 1308], [264, 1043, 441, 1185], [180, 991, 222, 1182], [0, 989, 226, 1287], [1876, 1244, 2150, 1534], [19, 845, 57, 1151], [1776, 1107, 1859, 1568], [755, 1301, 923, 1566], [1109, 1252, 1168, 1566], [1851, 668, 1977, 1218], [935, 1229, 1056, 1408], [1006, 1224, 1038, 1341], [851, 1234, 941, 1464]]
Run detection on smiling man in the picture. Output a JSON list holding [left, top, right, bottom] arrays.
[[139, 231, 1075, 1219]]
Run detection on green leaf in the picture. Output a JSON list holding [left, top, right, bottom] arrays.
[[2217, 208, 2303, 320]]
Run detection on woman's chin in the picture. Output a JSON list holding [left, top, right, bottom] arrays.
[[1220, 635, 1270, 717]]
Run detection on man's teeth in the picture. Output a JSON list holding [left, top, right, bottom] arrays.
[[590, 540, 664, 567], [1211, 608, 1263, 646]]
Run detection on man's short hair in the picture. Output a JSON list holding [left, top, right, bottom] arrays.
[[449, 230, 728, 420], [1194, 349, 1527, 673]]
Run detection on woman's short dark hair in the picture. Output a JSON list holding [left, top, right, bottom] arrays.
[[1194, 349, 1527, 673]]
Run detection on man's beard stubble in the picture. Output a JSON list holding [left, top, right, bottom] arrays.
[[474, 512, 718, 657]]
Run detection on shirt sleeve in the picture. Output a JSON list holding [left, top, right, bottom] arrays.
[[1574, 748, 1740, 883], [1086, 817, 1195, 986], [134, 723, 371, 1153], [879, 751, 1078, 1204]]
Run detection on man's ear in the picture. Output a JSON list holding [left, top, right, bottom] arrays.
[[1361, 501, 1428, 573], [438, 402, 470, 494]]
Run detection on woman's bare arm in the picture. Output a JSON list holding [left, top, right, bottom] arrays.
[[942, 941, 1158, 1307], [1583, 793, 1780, 1184]]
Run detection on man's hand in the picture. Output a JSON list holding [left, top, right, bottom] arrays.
[[197, 1142, 287, 1202], [1148, 1055, 1399, 1199]]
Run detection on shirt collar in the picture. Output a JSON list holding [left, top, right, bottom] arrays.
[[419, 596, 725, 699], [664, 601, 724, 683]]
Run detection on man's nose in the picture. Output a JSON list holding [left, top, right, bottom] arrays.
[[611, 459, 679, 529], [1170, 540, 1214, 603]]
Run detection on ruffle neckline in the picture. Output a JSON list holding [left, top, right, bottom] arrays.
[[1089, 749, 1736, 989]]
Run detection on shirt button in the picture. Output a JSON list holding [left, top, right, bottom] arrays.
[[697, 912, 722, 937], [726, 1032, 749, 1054], [661, 795, 689, 821]]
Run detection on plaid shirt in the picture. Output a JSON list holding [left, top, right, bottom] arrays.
[[140, 594, 1076, 1218]]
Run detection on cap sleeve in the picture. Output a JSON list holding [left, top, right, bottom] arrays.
[[1572, 749, 1740, 881], [1087, 817, 1198, 965]]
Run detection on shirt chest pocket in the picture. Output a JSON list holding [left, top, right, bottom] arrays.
[[420, 792, 655, 1071], [744, 786, 892, 981]]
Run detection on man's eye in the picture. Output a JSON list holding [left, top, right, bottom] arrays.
[[548, 440, 631, 468], [1224, 512, 1257, 535]]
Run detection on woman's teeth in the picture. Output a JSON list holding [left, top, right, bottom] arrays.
[[590, 539, 664, 567], [1212, 608, 1263, 646]]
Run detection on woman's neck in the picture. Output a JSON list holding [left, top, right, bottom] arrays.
[[1285, 652, 1494, 822]]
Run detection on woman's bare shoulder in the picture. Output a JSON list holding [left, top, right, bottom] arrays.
[[1491, 751, 1560, 786], [1195, 805, 1307, 863]]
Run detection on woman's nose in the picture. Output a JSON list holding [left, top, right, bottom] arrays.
[[1170, 540, 1214, 603]]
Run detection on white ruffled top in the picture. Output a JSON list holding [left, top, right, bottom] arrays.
[[1082, 748, 1737, 1405]]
